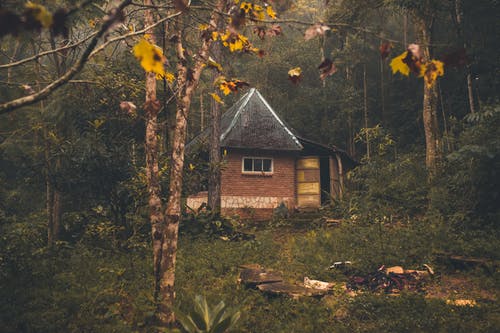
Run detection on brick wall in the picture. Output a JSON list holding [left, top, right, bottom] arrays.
[[221, 149, 297, 201]]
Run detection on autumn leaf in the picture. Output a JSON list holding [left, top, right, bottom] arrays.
[[119, 101, 137, 117], [266, 5, 277, 19], [220, 30, 250, 52], [21, 84, 35, 94], [379, 42, 392, 60], [407, 43, 422, 59], [288, 67, 302, 84], [390, 51, 410, 76], [240, 2, 253, 13], [133, 38, 167, 79], [402, 49, 422, 75], [318, 58, 337, 81], [267, 24, 282, 37], [160, 72, 176, 83], [218, 79, 250, 95], [253, 26, 267, 40], [250, 5, 265, 21], [304, 24, 330, 41], [207, 57, 223, 72], [210, 92, 224, 104], [422, 60, 444, 88]]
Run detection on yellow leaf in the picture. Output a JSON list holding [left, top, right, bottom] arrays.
[[212, 31, 219, 40], [266, 5, 277, 19], [219, 82, 233, 95], [26, 2, 53, 28], [210, 92, 224, 104], [199, 24, 209, 31], [207, 57, 223, 72], [133, 39, 166, 78], [288, 67, 302, 77], [422, 60, 445, 88], [390, 51, 410, 76], [240, 2, 252, 13], [157, 72, 175, 82], [189, 163, 195, 170]]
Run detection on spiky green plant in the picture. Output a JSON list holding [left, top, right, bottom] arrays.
[[176, 295, 240, 333]]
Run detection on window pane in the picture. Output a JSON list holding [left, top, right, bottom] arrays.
[[263, 159, 272, 172], [254, 159, 263, 171], [243, 158, 253, 171]]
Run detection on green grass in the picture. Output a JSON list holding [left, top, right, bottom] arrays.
[[1, 217, 498, 332]]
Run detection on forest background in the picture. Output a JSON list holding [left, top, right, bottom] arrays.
[[0, 0, 498, 332]]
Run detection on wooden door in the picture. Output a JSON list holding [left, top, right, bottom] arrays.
[[296, 156, 321, 208]]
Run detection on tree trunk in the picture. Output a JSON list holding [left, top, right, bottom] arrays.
[[52, 188, 62, 242], [363, 63, 370, 160], [418, 18, 441, 176], [454, 0, 477, 114], [141, 0, 165, 310], [157, 1, 225, 326], [207, 31, 223, 213], [208, 93, 222, 212]]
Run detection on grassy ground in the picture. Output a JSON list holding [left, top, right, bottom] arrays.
[[1, 215, 498, 332], [174, 217, 499, 333]]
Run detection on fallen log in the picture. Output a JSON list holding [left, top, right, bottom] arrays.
[[238, 267, 283, 287]]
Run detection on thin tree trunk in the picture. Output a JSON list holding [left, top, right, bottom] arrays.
[[200, 93, 205, 131], [44, 127, 55, 247], [52, 187, 62, 242], [418, 17, 440, 176], [158, 1, 225, 326], [454, 0, 477, 114], [363, 63, 370, 160], [207, 25, 223, 213], [142, 0, 165, 310]]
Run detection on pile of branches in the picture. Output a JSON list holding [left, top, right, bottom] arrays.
[[347, 265, 433, 294]]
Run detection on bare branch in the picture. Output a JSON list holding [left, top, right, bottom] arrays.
[[0, 33, 97, 69], [0, 0, 134, 115]]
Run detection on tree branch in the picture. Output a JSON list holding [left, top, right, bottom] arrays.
[[0, 0, 133, 116], [0, 33, 97, 69]]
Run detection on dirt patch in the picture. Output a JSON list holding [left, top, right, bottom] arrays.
[[425, 274, 497, 302]]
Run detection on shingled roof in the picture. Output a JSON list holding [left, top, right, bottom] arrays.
[[188, 88, 302, 151], [187, 88, 357, 168]]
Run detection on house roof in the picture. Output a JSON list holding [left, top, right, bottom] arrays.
[[187, 88, 357, 168], [220, 88, 303, 150]]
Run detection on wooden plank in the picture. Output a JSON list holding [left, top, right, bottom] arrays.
[[297, 157, 319, 169], [239, 268, 283, 287], [297, 169, 320, 182], [297, 182, 320, 195], [297, 194, 320, 207]]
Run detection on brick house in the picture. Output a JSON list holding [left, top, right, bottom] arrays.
[[186, 88, 356, 219]]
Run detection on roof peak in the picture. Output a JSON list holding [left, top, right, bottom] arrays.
[[219, 88, 303, 151]]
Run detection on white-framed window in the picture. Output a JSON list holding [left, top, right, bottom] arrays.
[[242, 157, 273, 174]]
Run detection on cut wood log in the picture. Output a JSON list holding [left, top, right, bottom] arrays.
[[448, 255, 490, 267], [257, 282, 330, 299], [304, 277, 335, 290], [239, 267, 283, 287]]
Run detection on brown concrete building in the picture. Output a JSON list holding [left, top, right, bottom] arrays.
[[186, 88, 356, 219]]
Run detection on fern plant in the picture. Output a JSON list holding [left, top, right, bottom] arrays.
[[176, 295, 240, 333]]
